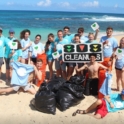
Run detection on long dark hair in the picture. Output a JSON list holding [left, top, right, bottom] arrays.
[[45, 33, 54, 52], [20, 29, 31, 39]]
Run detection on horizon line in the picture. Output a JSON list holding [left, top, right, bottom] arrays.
[[0, 9, 124, 15]]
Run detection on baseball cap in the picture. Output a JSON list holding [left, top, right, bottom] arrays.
[[9, 29, 15, 33], [0, 27, 2, 31], [121, 90, 124, 95]]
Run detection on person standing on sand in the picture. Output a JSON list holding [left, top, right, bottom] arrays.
[[75, 53, 110, 96], [4, 29, 16, 83], [72, 34, 83, 76], [45, 33, 55, 80], [111, 37, 124, 91], [72, 90, 124, 119], [31, 34, 45, 65], [55, 30, 67, 80], [0, 27, 5, 83], [100, 27, 118, 70], [20, 29, 32, 64], [62, 26, 75, 80]]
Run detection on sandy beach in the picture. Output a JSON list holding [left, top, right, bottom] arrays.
[[0, 34, 124, 124]]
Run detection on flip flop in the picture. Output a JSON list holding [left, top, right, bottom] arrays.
[[76, 110, 87, 114], [72, 109, 86, 116]]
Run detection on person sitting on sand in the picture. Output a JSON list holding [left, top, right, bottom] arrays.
[[75, 53, 110, 96], [72, 89, 124, 119], [0, 59, 43, 95]]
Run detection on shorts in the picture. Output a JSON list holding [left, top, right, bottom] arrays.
[[47, 58, 54, 62], [66, 63, 74, 67], [115, 67, 122, 71], [5, 58, 10, 69], [95, 99, 108, 118], [73, 63, 84, 67], [31, 58, 37, 64], [0, 58, 4, 67], [84, 78, 99, 96], [12, 83, 33, 91], [55, 59, 66, 71]]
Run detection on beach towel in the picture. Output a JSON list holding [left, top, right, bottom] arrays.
[[99, 72, 112, 96], [11, 61, 34, 86], [98, 70, 106, 99]]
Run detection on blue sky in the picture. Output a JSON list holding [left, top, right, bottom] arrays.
[[0, 0, 124, 13]]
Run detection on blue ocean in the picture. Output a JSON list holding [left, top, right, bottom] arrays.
[[0, 10, 124, 42]]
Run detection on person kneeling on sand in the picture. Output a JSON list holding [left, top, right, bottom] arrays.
[[0, 59, 42, 95], [75, 53, 110, 96], [72, 90, 124, 119]]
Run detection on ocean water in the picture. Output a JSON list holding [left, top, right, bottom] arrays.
[[0, 10, 124, 42]]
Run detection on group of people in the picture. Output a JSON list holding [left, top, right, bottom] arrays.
[[0, 25, 124, 119]]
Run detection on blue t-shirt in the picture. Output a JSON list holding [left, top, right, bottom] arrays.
[[20, 38, 32, 59], [115, 48, 124, 69], [4, 37, 15, 58], [0, 35, 5, 58], [80, 35, 89, 43], [85, 40, 98, 44], [10, 49, 22, 62], [100, 36, 118, 57], [56, 39, 69, 54], [56, 39, 69, 60], [46, 42, 55, 59], [31, 42, 44, 58], [55, 34, 74, 44], [105, 93, 124, 112], [11, 61, 34, 86], [63, 34, 74, 44]]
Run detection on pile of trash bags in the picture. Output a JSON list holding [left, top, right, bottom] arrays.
[[34, 76, 85, 115]]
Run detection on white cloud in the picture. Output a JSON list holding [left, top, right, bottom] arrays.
[[59, 2, 70, 7], [114, 4, 118, 8], [79, 1, 99, 7], [7, 2, 14, 5], [37, 0, 51, 7]]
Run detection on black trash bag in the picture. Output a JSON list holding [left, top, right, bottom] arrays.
[[56, 83, 85, 111], [46, 77, 66, 93], [69, 75, 85, 85], [35, 87, 56, 115]]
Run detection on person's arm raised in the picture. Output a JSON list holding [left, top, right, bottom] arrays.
[[94, 29, 99, 40]]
